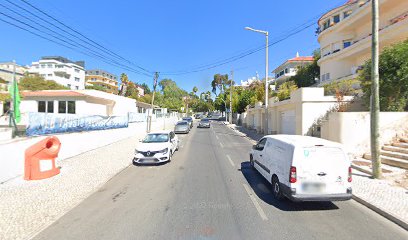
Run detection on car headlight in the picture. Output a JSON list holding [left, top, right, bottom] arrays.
[[157, 148, 168, 154]]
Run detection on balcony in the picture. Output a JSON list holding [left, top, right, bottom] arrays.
[[317, 0, 372, 38], [318, 13, 408, 64]]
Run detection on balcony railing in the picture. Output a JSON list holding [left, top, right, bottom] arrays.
[[317, 0, 371, 35], [320, 12, 408, 59]]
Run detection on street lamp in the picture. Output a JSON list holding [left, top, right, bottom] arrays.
[[245, 26, 269, 134]]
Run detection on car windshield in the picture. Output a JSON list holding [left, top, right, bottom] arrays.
[[142, 133, 169, 143], [182, 117, 192, 121], [177, 122, 188, 125], [201, 119, 209, 122]]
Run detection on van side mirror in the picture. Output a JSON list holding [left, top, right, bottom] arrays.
[[252, 144, 257, 150]]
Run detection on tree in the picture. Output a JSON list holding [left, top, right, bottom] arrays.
[[141, 83, 151, 95], [276, 81, 298, 101], [359, 39, 408, 111], [192, 86, 198, 95], [125, 81, 139, 99], [211, 73, 229, 96], [19, 75, 68, 91], [236, 88, 254, 113], [290, 50, 320, 88]]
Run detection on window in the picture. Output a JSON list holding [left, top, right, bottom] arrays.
[[344, 10, 352, 18], [35, 65, 39, 69], [325, 73, 330, 80], [323, 19, 331, 30], [75, 86, 79, 90], [67, 101, 75, 114], [284, 68, 289, 74], [48, 74, 52, 77], [38, 101, 46, 112], [67, 84, 71, 89], [47, 101, 54, 113], [47, 64, 53, 68], [41, 64, 46, 68], [256, 138, 267, 151], [74, 77, 80, 82], [333, 15, 340, 23], [58, 101, 66, 113], [74, 69, 80, 73], [280, 70, 284, 76], [343, 41, 351, 48]]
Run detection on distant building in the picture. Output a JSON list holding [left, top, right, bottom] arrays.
[[0, 62, 28, 90], [272, 53, 314, 84], [29, 56, 85, 90], [136, 85, 145, 97], [238, 77, 259, 88], [86, 69, 118, 94], [317, 0, 408, 85]]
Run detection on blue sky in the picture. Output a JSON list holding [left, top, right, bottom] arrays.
[[0, 0, 346, 93]]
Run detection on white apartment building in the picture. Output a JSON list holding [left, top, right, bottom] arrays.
[[136, 85, 145, 97], [0, 62, 28, 90], [29, 56, 85, 90], [317, 0, 408, 85], [272, 53, 314, 84]]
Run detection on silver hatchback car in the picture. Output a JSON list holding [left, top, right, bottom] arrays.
[[174, 121, 190, 134]]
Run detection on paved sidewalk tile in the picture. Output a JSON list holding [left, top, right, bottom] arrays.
[[0, 135, 141, 240], [352, 172, 408, 227]]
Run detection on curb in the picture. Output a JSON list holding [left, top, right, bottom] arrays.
[[352, 195, 408, 231]]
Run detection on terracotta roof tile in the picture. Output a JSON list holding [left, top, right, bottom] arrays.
[[22, 91, 85, 97], [287, 56, 314, 62]]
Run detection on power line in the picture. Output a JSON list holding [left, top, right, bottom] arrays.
[[160, 0, 345, 76], [0, 3, 151, 77], [0, 15, 152, 77], [16, 0, 153, 74]]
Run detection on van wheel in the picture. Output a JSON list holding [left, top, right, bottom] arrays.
[[272, 176, 284, 201], [249, 155, 255, 168]]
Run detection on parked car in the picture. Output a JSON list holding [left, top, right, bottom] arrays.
[[174, 121, 190, 134], [133, 130, 179, 164], [250, 135, 352, 202], [182, 117, 194, 128], [198, 118, 210, 128]]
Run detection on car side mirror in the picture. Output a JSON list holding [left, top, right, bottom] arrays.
[[252, 144, 258, 150]]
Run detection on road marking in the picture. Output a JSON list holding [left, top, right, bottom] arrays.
[[243, 183, 268, 221], [226, 155, 235, 167], [219, 142, 224, 148], [216, 135, 219, 140]]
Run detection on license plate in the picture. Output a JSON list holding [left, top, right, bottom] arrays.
[[302, 183, 326, 193]]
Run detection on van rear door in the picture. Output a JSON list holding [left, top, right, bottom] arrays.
[[297, 147, 350, 195]]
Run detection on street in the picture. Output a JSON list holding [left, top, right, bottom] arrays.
[[33, 122, 408, 240]]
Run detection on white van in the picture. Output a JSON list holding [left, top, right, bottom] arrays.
[[249, 135, 352, 202]]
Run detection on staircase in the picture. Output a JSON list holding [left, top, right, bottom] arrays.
[[362, 137, 408, 170]]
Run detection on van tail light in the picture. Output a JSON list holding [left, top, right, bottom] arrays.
[[289, 166, 297, 183], [348, 166, 352, 182]]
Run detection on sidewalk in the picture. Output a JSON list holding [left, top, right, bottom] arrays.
[[0, 120, 176, 240], [227, 123, 408, 230]]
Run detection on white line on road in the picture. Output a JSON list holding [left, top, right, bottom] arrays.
[[226, 155, 235, 167], [243, 183, 268, 221], [219, 142, 224, 148]]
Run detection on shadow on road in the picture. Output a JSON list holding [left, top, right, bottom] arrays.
[[239, 161, 339, 211]]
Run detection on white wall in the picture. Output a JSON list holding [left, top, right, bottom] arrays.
[[0, 116, 179, 183], [321, 112, 408, 154], [77, 90, 136, 115]]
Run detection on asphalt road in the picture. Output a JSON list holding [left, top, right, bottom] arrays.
[[34, 122, 408, 240]]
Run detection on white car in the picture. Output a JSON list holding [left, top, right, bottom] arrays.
[[133, 130, 179, 164], [250, 135, 352, 202]]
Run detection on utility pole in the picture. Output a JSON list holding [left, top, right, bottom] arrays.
[[265, 31, 269, 135], [245, 27, 269, 134], [148, 72, 159, 133], [229, 69, 233, 124], [371, 0, 381, 178]]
